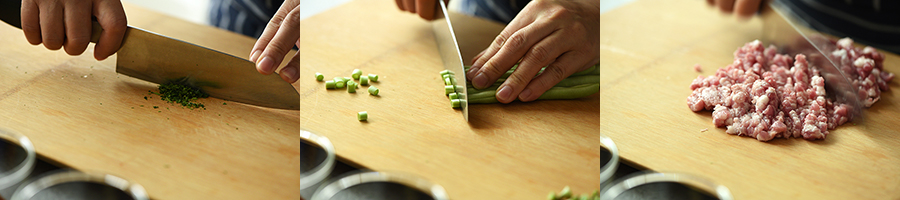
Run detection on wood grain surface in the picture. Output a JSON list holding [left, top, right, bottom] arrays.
[[0, 4, 300, 200], [601, 0, 900, 199], [299, 0, 600, 199]]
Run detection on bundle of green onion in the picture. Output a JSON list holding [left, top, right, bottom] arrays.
[[440, 64, 599, 106]]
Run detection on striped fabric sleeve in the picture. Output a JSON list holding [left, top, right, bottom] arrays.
[[785, 0, 900, 53], [209, 0, 284, 38], [456, 0, 532, 24]]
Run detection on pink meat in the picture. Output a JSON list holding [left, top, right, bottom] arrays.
[[686, 38, 891, 141]]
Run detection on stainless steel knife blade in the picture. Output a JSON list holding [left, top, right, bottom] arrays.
[[115, 27, 300, 110], [761, 0, 863, 120], [432, 0, 469, 121]]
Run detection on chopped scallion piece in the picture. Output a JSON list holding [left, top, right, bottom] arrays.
[[352, 69, 362, 80], [358, 111, 367, 121], [368, 86, 379, 95]]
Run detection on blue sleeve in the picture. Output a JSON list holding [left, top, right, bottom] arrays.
[[785, 0, 900, 54]]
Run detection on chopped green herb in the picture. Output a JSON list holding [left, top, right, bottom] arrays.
[[223, 102, 227, 105], [315, 72, 324, 81], [144, 96, 148, 100], [148, 77, 209, 109], [360, 76, 369, 85]]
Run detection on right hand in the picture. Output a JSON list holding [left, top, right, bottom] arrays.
[[706, 0, 763, 18], [395, 0, 446, 21], [21, 0, 127, 60]]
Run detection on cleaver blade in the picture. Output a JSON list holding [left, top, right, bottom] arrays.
[[432, 0, 469, 121], [760, 0, 863, 121]]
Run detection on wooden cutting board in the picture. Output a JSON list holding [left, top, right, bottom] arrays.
[[601, 0, 900, 199], [299, 0, 600, 199], [0, 4, 300, 200]]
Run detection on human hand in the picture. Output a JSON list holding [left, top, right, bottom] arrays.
[[250, 0, 299, 83], [465, 0, 599, 103], [705, 0, 763, 18], [21, 0, 127, 60], [395, 0, 446, 20]]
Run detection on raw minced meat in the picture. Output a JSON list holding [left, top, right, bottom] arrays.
[[687, 38, 892, 141]]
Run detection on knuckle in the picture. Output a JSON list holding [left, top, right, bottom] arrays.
[[545, 65, 569, 83], [493, 34, 508, 48], [482, 62, 507, 77], [505, 33, 527, 49], [43, 37, 64, 49], [67, 35, 90, 46], [528, 45, 552, 63], [507, 71, 533, 87]]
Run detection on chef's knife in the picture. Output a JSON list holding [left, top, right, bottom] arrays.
[[760, 0, 862, 120], [432, 0, 469, 121], [0, 1, 299, 110]]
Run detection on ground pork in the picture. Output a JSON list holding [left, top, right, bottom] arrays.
[[687, 38, 892, 141]]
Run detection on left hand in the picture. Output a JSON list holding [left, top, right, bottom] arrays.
[[249, 0, 300, 83], [466, 0, 599, 103]]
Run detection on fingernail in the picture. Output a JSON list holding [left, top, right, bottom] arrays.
[[257, 56, 275, 74], [473, 73, 488, 88], [519, 88, 532, 101], [466, 65, 481, 79], [280, 67, 298, 83], [497, 85, 512, 102], [250, 50, 261, 62]]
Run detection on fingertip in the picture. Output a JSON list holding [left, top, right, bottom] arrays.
[[250, 50, 261, 62], [279, 66, 299, 83], [518, 88, 534, 102], [496, 85, 516, 103], [256, 56, 276, 75], [472, 72, 489, 89]]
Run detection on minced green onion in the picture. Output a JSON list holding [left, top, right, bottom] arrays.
[[347, 81, 357, 93], [148, 78, 209, 109], [444, 78, 452, 85], [449, 92, 460, 99], [368, 74, 378, 82], [334, 77, 344, 83], [368, 86, 379, 95], [559, 186, 572, 199], [344, 77, 352, 83], [444, 85, 455, 95], [352, 69, 362, 80], [336, 81, 345, 88], [358, 111, 367, 121], [451, 99, 462, 108], [316, 73, 324, 81], [439, 70, 453, 76], [325, 80, 336, 89], [360, 76, 369, 85]]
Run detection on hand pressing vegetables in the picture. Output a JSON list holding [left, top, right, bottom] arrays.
[[440, 64, 598, 105]]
